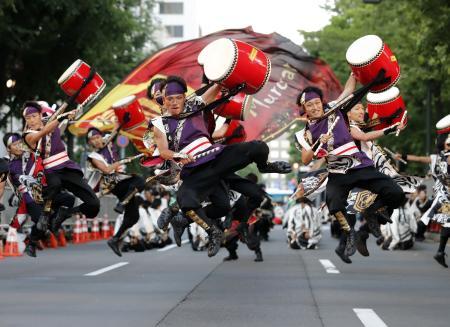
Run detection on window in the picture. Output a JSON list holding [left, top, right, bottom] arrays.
[[281, 150, 290, 159], [165, 25, 183, 37], [270, 150, 280, 159], [281, 140, 290, 148], [269, 140, 279, 148], [159, 2, 183, 14]]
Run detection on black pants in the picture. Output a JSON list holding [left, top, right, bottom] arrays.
[[326, 166, 405, 215], [177, 141, 269, 212], [438, 226, 450, 253], [27, 192, 75, 241], [44, 168, 100, 218], [111, 176, 145, 239]]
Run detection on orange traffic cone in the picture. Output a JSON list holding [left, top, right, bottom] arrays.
[[57, 230, 67, 247], [72, 215, 83, 244], [3, 227, 22, 257], [91, 218, 100, 241], [0, 239, 4, 260], [81, 215, 88, 243], [101, 214, 110, 239], [109, 222, 114, 238], [47, 232, 58, 249]]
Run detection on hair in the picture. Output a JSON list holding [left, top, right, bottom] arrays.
[[22, 101, 42, 113], [436, 133, 449, 153], [3, 132, 20, 147], [160, 75, 187, 95], [417, 184, 427, 192], [151, 198, 162, 209], [297, 86, 324, 106], [147, 78, 166, 99], [245, 173, 258, 184]]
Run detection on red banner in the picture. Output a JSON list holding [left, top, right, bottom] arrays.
[[70, 27, 342, 151]]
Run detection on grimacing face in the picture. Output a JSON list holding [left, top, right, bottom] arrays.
[[24, 112, 43, 130], [163, 93, 186, 116], [303, 98, 324, 120], [88, 134, 104, 149], [347, 103, 365, 123]]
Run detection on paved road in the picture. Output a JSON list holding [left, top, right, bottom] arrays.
[[1, 226, 449, 327]]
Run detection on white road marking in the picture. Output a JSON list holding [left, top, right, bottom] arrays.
[[84, 262, 129, 276], [319, 259, 340, 274], [157, 239, 189, 252], [353, 308, 388, 327]]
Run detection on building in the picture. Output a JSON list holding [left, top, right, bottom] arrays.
[[153, 0, 200, 48], [263, 132, 291, 190]]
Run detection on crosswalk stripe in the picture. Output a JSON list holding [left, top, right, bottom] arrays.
[[319, 259, 340, 274], [353, 308, 388, 327]]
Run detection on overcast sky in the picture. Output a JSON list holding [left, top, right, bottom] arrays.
[[197, 0, 334, 45]]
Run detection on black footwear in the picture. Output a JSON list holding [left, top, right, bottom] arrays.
[[356, 230, 370, 257], [223, 250, 238, 261], [50, 206, 71, 235], [36, 214, 49, 233], [254, 249, 264, 262], [375, 207, 393, 224], [236, 222, 258, 250], [107, 237, 122, 257], [258, 161, 292, 174], [207, 225, 223, 257], [157, 207, 177, 230], [114, 202, 125, 214], [171, 213, 189, 247], [24, 242, 37, 258], [335, 244, 352, 264], [365, 213, 382, 238], [434, 252, 448, 268], [344, 228, 356, 257]]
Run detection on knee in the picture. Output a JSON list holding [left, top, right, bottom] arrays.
[[177, 191, 200, 211], [250, 141, 269, 158], [85, 196, 100, 217], [386, 186, 405, 207]]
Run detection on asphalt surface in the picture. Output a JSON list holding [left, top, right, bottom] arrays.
[[1, 226, 449, 327]]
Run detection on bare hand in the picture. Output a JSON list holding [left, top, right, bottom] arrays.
[[320, 134, 331, 144], [394, 152, 402, 160]]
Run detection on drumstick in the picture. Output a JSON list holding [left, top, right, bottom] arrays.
[[313, 116, 340, 156], [383, 147, 407, 165], [395, 110, 408, 137]]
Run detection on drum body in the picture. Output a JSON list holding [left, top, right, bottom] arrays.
[[112, 95, 146, 131], [214, 93, 252, 121], [367, 87, 406, 130], [58, 59, 105, 104], [346, 35, 400, 92], [198, 38, 271, 95], [223, 120, 247, 144]]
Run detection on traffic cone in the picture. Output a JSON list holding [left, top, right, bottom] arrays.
[[72, 215, 82, 244], [101, 214, 110, 239], [0, 239, 4, 260], [81, 215, 89, 242], [109, 222, 114, 238], [91, 218, 100, 241], [57, 230, 67, 247], [3, 227, 22, 257], [47, 232, 58, 249]]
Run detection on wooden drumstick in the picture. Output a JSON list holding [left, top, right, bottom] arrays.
[[313, 116, 340, 156], [395, 110, 407, 137]]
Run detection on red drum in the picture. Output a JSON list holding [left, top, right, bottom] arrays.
[[112, 95, 146, 131], [367, 86, 406, 130], [58, 59, 105, 105], [214, 93, 253, 121], [198, 38, 271, 95], [223, 120, 247, 144], [346, 35, 400, 93], [436, 114, 450, 134]]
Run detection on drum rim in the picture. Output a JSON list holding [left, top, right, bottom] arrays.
[[367, 86, 400, 104], [122, 120, 146, 132], [241, 95, 253, 121], [82, 82, 106, 106], [112, 95, 137, 108], [370, 72, 401, 93], [216, 39, 239, 84], [346, 35, 383, 66], [58, 59, 83, 85], [436, 114, 450, 129]]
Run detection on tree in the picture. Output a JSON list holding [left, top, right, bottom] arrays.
[[0, 0, 159, 125], [299, 0, 450, 175]]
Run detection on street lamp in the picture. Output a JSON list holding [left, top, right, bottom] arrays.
[[6, 79, 16, 88]]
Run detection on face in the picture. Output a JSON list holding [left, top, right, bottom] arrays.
[[303, 98, 324, 120], [163, 93, 185, 116], [445, 142, 450, 151], [88, 134, 104, 149], [144, 190, 154, 202], [24, 112, 43, 130], [347, 103, 365, 123], [418, 190, 427, 201], [9, 140, 23, 156]]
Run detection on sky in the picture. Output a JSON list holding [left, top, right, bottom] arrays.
[[196, 0, 334, 46]]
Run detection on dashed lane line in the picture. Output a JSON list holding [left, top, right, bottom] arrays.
[[84, 262, 129, 276], [319, 259, 340, 274], [353, 308, 388, 327], [157, 239, 189, 252]]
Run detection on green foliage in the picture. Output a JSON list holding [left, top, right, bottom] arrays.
[[299, 0, 450, 175], [0, 0, 158, 123]]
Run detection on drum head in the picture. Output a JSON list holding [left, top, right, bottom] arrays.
[[198, 38, 236, 81], [367, 86, 400, 104], [112, 95, 136, 108], [346, 35, 383, 65], [436, 114, 450, 130], [58, 59, 82, 84]]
